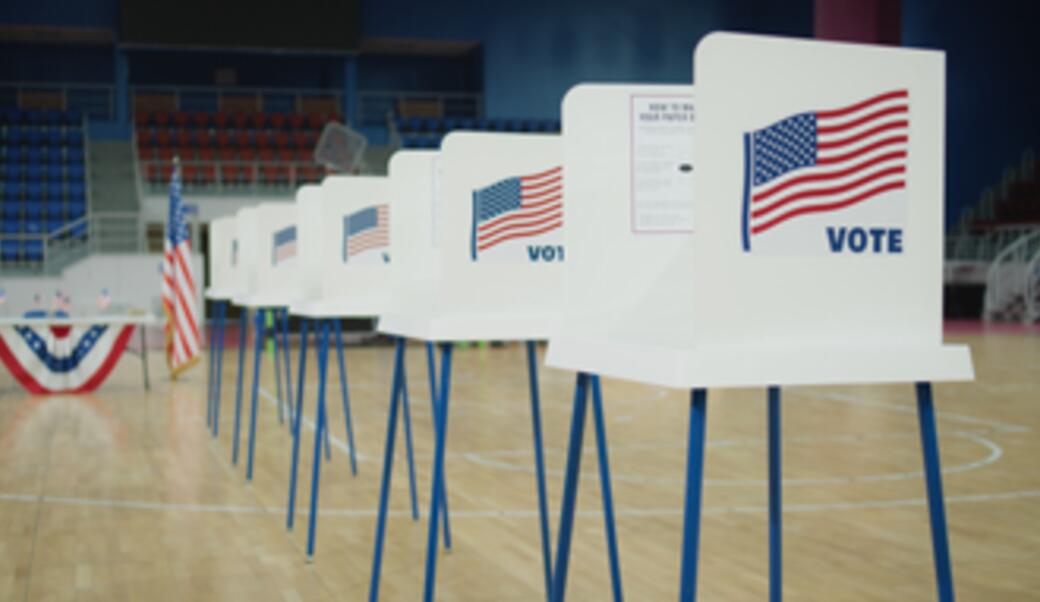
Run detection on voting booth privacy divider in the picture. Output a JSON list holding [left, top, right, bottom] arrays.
[[544, 33, 973, 602], [371, 135, 562, 602]]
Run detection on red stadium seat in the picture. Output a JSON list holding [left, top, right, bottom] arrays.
[[173, 111, 190, 128], [195, 131, 212, 148], [154, 111, 171, 128], [295, 148, 312, 162], [155, 130, 172, 148], [212, 112, 229, 130], [192, 112, 210, 129], [231, 112, 248, 129], [250, 113, 267, 129], [146, 163, 162, 183], [277, 148, 294, 162], [258, 148, 275, 162], [306, 113, 324, 130], [328, 111, 343, 124], [134, 112, 150, 128], [157, 147, 175, 162], [220, 164, 241, 185], [269, 113, 286, 130], [217, 148, 236, 162], [274, 131, 290, 149], [287, 113, 305, 130], [216, 131, 231, 148], [198, 164, 217, 185], [239, 147, 257, 162], [176, 130, 192, 148], [291, 131, 308, 149], [197, 148, 215, 161], [234, 131, 250, 148], [254, 132, 271, 149], [176, 146, 196, 160], [182, 164, 199, 183]]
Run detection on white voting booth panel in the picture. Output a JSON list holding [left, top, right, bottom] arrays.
[[205, 215, 238, 300], [294, 184, 325, 303], [234, 202, 297, 308], [290, 175, 391, 318], [230, 207, 260, 307], [547, 34, 973, 388], [385, 150, 439, 301], [379, 132, 563, 341]]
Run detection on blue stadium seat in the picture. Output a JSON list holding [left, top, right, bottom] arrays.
[[25, 164, 42, 182], [66, 164, 85, 182], [67, 200, 86, 218], [407, 117, 423, 133], [1, 240, 19, 261], [45, 199, 63, 215], [46, 218, 64, 234], [65, 108, 82, 126], [47, 147, 64, 165], [47, 166, 64, 185], [1, 219, 19, 235], [442, 117, 458, 132], [25, 148, 43, 166], [69, 221, 87, 238], [66, 147, 84, 164], [459, 118, 476, 130], [24, 110, 43, 126], [24, 240, 43, 261], [24, 129, 42, 147], [25, 183, 42, 202], [65, 128, 84, 147], [24, 219, 42, 234], [4, 182, 21, 201], [24, 203, 42, 220], [1, 202, 19, 219], [0, 108, 17, 125], [421, 117, 439, 133], [6, 128, 23, 146], [45, 109, 63, 127], [46, 129, 62, 147], [67, 181, 85, 199]]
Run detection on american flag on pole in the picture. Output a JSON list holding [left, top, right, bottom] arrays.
[[742, 90, 908, 251], [161, 159, 201, 376], [342, 205, 389, 262], [471, 166, 563, 259], [272, 225, 297, 265]]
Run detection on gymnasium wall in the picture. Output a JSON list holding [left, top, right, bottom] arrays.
[[902, 0, 1040, 229]]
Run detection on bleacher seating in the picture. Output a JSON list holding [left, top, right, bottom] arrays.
[[958, 148, 1040, 234], [0, 108, 88, 266], [134, 110, 333, 190], [392, 116, 561, 150]]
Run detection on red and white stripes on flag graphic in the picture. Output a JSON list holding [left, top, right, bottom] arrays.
[[346, 205, 389, 257], [476, 166, 563, 253], [748, 90, 908, 237]]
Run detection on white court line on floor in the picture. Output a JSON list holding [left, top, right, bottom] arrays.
[[0, 489, 1038, 519]]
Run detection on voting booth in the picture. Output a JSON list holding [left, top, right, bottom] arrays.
[[371, 137, 561, 602], [544, 34, 973, 602], [203, 215, 238, 437]]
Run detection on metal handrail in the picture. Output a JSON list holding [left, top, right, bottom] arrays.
[[983, 228, 1040, 322]]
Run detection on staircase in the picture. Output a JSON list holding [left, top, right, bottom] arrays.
[[87, 139, 143, 253]]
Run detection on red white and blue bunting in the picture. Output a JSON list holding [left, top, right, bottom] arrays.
[[0, 323, 136, 394]]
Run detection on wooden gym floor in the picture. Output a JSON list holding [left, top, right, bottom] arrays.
[[0, 325, 1037, 601]]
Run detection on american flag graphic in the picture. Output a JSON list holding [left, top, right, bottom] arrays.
[[272, 226, 297, 265], [342, 205, 389, 261], [97, 288, 111, 311], [742, 90, 909, 250], [471, 166, 562, 258], [160, 161, 201, 376]]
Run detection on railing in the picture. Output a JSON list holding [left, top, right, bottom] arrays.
[[131, 84, 343, 116], [0, 81, 115, 121], [945, 225, 1040, 261], [1024, 243, 1040, 323], [138, 159, 325, 194], [0, 212, 146, 276], [982, 228, 1040, 322], [358, 90, 483, 127]]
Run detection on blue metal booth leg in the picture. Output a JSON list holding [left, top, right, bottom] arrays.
[[231, 308, 248, 465], [550, 372, 590, 602], [426, 341, 452, 548], [421, 343, 454, 602], [679, 388, 708, 602], [916, 382, 955, 602], [368, 337, 408, 602], [272, 309, 285, 426], [212, 300, 227, 437], [286, 317, 310, 530], [590, 375, 624, 602], [206, 305, 216, 430], [525, 341, 553, 598], [333, 319, 359, 476], [245, 308, 267, 480], [768, 386, 782, 602], [305, 320, 332, 559], [281, 309, 294, 427]]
